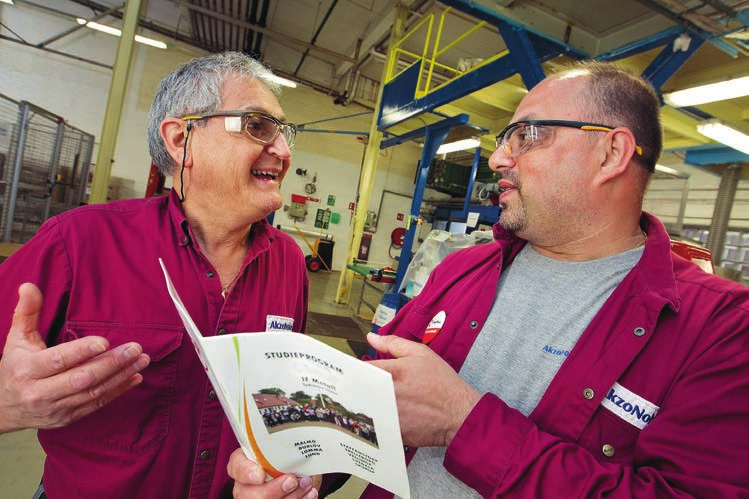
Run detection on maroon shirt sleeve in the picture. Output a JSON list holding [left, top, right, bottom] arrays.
[[0, 216, 73, 352]]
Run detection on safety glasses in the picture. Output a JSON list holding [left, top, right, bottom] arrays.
[[495, 119, 642, 158], [181, 110, 296, 149]]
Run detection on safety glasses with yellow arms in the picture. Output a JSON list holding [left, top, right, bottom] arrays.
[[495, 119, 643, 158], [181, 110, 297, 149]]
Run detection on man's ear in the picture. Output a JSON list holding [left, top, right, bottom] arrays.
[[596, 127, 639, 184], [161, 118, 192, 167]]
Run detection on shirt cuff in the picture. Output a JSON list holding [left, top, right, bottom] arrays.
[[443, 393, 533, 496]]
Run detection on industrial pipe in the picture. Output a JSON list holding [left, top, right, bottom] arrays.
[[276, 225, 333, 241]]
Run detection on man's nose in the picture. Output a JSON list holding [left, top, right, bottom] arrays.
[[268, 132, 292, 159], [488, 145, 515, 171]]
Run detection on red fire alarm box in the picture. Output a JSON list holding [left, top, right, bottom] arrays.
[[358, 233, 373, 261]]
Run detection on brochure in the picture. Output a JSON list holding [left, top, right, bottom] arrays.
[[160, 259, 409, 498]]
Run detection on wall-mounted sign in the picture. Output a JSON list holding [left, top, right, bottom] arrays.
[[314, 208, 332, 229]]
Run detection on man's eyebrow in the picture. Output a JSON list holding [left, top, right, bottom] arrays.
[[240, 107, 288, 121]]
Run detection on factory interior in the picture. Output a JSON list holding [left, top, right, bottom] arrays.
[[1, 0, 748, 497]]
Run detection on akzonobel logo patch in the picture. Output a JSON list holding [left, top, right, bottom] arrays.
[[266, 315, 294, 332], [601, 382, 659, 429]]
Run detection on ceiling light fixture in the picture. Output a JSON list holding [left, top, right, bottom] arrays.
[[663, 75, 749, 107], [436, 138, 481, 155], [263, 74, 297, 88], [654, 164, 686, 177], [76, 18, 167, 49], [696, 119, 749, 155]]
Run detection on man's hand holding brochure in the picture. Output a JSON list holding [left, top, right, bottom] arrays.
[[160, 259, 409, 498]]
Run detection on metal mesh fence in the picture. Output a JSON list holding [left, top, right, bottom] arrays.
[[0, 93, 94, 243], [0, 94, 21, 241], [51, 124, 93, 215], [644, 176, 690, 235]]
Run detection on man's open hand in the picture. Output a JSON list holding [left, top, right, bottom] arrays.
[[0, 283, 150, 433]]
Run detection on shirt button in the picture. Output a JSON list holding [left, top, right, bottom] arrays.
[[208, 389, 217, 400], [583, 388, 595, 400], [200, 450, 211, 460], [207, 271, 215, 278], [602, 444, 615, 457], [469, 321, 478, 329], [218, 328, 227, 335], [633, 327, 646, 337]]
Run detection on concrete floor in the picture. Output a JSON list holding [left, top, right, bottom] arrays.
[[0, 270, 373, 498]]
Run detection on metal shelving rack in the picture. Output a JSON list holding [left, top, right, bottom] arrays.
[[0, 93, 94, 243]]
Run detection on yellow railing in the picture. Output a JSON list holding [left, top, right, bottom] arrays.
[[386, 10, 434, 86], [385, 7, 509, 99]]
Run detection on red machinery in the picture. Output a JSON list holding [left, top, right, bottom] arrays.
[[670, 240, 714, 274], [145, 162, 166, 197]]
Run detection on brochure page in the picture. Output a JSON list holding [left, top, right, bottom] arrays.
[[160, 259, 409, 498]]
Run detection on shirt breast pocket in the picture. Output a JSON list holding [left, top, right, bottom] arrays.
[[578, 407, 641, 466], [398, 305, 437, 342], [55, 322, 183, 454]]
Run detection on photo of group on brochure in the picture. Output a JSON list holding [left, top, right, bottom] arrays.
[[253, 388, 379, 448]]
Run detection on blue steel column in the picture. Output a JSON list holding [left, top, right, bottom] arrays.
[[495, 24, 546, 90], [462, 145, 483, 214], [641, 32, 705, 90], [392, 125, 453, 293]]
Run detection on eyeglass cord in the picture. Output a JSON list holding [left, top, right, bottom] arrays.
[[179, 122, 192, 203]]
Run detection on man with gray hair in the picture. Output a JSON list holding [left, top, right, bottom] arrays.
[[0, 52, 320, 499]]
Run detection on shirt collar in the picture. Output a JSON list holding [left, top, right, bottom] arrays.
[[166, 188, 275, 250], [167, 189, 191, 246], [637, 211, 681, 312], [491, 211, 681, 312]]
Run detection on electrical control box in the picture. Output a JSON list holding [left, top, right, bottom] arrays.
[[288, 194, 308, 221]]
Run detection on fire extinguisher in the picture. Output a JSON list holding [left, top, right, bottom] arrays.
[[358, 233, 372, 261]]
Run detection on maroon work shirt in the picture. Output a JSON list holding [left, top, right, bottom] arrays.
[[0, 189, 308, 498]]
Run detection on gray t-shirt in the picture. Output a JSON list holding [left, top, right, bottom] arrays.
[[404, 243, 644, 498]]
